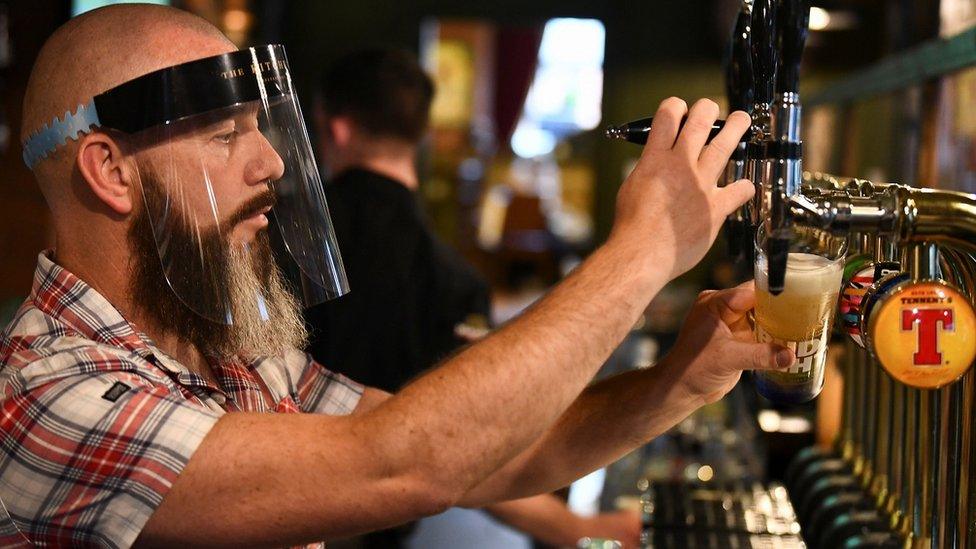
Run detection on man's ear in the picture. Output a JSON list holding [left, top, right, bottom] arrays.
[[75, 131, 134, 215]]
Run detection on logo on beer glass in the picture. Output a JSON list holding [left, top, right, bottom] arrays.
[[870, 282, 976, 389], [755, 323, 826, 375]]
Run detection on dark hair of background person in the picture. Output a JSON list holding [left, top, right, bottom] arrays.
[[319, 48, 435, 142]]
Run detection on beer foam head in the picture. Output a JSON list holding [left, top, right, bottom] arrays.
[[756, 252, 843, 295]]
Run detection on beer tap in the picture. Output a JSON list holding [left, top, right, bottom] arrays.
[[745, 0, 776, 241], [777, 176, 976, 542], [724, 0, 755, 262], [788, 184, 976, 257], [764, 0, 810, 296], [808, 243, 908, 548]]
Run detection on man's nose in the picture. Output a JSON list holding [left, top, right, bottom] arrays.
[[244, 131, 286, 184]]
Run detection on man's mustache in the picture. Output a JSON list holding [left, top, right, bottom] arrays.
[[229, 190, 277, 226]]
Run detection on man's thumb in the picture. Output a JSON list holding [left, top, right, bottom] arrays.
[[724, 340, 795, 372]]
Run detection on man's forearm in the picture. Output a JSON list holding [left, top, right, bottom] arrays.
[[460, 359, 702, 506], [361, 234, 668, 500]]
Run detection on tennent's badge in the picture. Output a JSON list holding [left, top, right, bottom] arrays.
[[870, 282, 976, 389]]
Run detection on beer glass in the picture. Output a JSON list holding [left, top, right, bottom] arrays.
[[753, 225, 847, 403]]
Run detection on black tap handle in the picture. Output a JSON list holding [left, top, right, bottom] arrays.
[[767, 184, 791, 295], [767, 235, 790, 295], [750, 0, 777, 105], [777, 0, 811, 94], [605, 117, 753, 145], [726, 3, 755, 113]]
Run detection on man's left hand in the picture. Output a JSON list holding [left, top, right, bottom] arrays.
[[658, 281, 795, 406]]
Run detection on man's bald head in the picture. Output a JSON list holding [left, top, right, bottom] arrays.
[[22, 4, 234, 175]]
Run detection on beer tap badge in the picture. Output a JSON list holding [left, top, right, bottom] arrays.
[[870, 282, 976, 389], [839, 258, 901, 348]]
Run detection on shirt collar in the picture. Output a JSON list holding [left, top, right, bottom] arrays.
[[31, 251, 158, 361], [30, 251, 275, 398]]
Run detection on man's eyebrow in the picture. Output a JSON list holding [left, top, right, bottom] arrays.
[[225, 103, 262, 128], [173, 102, 262, 135]]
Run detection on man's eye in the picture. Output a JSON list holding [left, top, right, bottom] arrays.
[[213, 131, 238, 145]]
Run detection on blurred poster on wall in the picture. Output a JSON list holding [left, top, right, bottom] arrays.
[[936, 67, 976, 193], [428, 40, 476, 129]]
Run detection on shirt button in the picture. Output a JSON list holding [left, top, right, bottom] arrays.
[[211, 393, 227, 406]]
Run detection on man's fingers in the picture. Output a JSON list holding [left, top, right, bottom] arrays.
[[727, 281, 758, 335], [725, 340, 796, 372], [732, 279, 756, 292], [674, 98, 720, 158], [704, 282, 756, 325], [643, 97, 688, 152], [699, 110, 751, 173], [716, 179, 755, 218]]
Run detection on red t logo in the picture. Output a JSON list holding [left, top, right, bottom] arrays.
[[902, 309, 954, 365]]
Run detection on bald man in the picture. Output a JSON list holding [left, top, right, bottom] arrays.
[[0, 5, 794, 548]]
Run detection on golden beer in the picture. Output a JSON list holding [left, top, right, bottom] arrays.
[[754, 252, 844, 403]]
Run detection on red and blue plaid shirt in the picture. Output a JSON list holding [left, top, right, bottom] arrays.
[[0, 252, 363, 548]]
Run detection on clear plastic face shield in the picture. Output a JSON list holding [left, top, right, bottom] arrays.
[[23, 45, 348, 324]]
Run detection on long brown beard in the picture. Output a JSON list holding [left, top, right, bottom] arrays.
[[129, 172, 308, 360]]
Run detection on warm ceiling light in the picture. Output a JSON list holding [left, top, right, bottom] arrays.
[[809, 7, 831, 31], [808, 7, 858, 31], [223, 9, 251, 33]]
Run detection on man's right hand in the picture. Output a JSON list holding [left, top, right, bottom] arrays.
[[610, 97, 753, 282]]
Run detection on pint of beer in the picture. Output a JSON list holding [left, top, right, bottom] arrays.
[[753, 227, 846, 403]]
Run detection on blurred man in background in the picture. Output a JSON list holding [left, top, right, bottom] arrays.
[[307, 48, 640, 548], [307, 49, 489, 393]]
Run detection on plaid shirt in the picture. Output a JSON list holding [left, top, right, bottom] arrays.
[[0, 252, 363, 548]]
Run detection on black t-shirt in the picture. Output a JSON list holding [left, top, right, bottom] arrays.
[[304, 168, 491, 394]]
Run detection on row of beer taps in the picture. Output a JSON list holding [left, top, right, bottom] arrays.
[[722, 1, 976, 546], [727, 0, 976, 267], [608, 1, 976, 545]]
